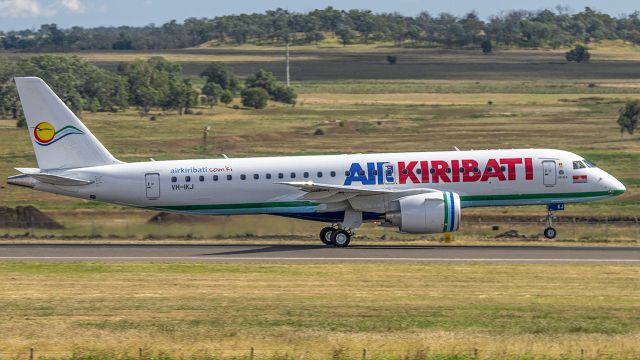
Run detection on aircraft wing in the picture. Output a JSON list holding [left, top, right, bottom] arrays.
[[277, 181, 437, 204], [277, 181, 393, 195]]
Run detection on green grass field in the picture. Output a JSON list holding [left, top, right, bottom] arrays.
[[0, 262, 639, 359]]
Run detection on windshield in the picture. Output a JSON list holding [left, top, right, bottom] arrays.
[[582, 159, 597, 168]]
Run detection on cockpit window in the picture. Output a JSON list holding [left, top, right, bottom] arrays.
[[582, 159, 597, 168], [573, 161, 586, 170]]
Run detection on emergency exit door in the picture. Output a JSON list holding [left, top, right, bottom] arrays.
[[542, 161, 556, 187], [145, 173, 160, 199]]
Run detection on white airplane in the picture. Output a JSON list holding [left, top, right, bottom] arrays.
[[7, 77, 626, 247]]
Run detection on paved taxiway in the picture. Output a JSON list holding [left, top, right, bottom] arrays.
[[0, 244, 639, 262]]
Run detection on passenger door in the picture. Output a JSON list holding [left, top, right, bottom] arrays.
[[542, 161, 556, 187], [145, 173, 160, 199]]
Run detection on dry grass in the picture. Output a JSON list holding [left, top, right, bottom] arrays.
[[0, 262, 639, 359]]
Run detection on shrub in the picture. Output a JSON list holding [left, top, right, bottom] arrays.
[[565, 45, 591, 63], [272, 85, 297, 104], [241, 87, 269, 109], [220, 90, 234, 105]]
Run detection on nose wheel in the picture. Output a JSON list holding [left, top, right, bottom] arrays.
[[543, 209, 557, 239]]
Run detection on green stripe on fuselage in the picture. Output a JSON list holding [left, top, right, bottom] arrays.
[[459, 190, 623, 202], [157, 201, 316, 211], [150, 191, 622, 213]]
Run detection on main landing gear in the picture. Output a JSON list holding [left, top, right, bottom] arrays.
[[319, 226, 352, 247], [318, 209, 362, 247]]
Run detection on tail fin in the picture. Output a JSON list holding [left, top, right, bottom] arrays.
[[14, 77, 121, 170]]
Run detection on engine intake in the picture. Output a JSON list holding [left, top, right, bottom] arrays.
[[385, 191, 461, 233]]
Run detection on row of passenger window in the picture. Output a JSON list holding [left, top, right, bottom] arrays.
[[171, 171, 339, 183], [169, 165, 506, 183]]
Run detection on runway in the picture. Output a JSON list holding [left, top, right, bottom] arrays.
[[0, 243, 639, 262]]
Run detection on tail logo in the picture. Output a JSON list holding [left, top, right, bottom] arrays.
[[33, 122, 84, 146]]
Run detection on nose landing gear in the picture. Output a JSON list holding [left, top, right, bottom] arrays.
[[543, 204, 563, 239]]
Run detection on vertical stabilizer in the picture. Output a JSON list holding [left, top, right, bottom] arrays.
[[14, 77, 121, 170]]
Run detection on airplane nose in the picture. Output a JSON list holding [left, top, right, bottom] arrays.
[[608, 175, 626, 195]]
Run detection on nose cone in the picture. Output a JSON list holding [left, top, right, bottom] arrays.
[[607, 175, 626, 196]]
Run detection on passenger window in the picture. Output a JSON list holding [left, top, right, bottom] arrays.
[[240, 174, 246, 180], [345, 171, 350, 176], [372, 169, 378, 175], [459, 167, 465, 173], [290, 172, 296, 178], [199, 175, 204, 182], [486, 167, 493, 172], [500, 166, 506, 172], [227, 175, 232, 180], [317, 171, 323, 178], [401, 169, 408, 175], [171, 176, 177, 183], [304, 172, 309, 178], [185, 176, 191, 182], [254, 174, 259, 180], [358, 170, 365, 176], [213, 175, 218, 181], [573, 161, 586, 170], [278, 173, 284, 179], [473, 167, 479, 173], [429, 168, 435, 174], [416, 168, 421, 174], [266, 173, 272, 179], [330, 171, 336, 177], [445, 168, 451, 173]]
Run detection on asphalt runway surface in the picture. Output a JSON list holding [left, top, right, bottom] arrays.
[[0, 243, 639, 262]]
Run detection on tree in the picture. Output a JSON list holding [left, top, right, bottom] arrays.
[[245, 69, 297, 104], [272, 85, 297, 104], [617, 100, 640, 136], [481, 38, 493, 54], [220, 90, 234, 105], [335, 26, 355, 46], [201, 82, 223, 107], [200, 62, 239, 92], [241, 88, 269, 109], [565, 44, 591, 62]]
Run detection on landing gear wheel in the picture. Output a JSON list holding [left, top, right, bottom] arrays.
[[331, 229, 351, 247], [544, 227, 557, 239], [319, 227, 334, 245]]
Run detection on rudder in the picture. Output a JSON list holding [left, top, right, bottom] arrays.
[[15, 77, 121, 170]]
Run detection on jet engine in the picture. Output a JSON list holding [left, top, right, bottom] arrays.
[[384, 191, 461, 233]]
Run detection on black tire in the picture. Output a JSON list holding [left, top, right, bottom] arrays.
[[331, 229, 351, 247], [544, 227, 557, 239], [319, 227, 334, 245]]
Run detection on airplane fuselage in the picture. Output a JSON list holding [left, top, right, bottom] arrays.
[[17, 149, 625, 223]]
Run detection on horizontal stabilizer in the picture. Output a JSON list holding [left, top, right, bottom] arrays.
[[14, 168, 93, 186]]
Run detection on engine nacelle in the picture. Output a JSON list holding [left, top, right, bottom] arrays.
[[385, 191, 461, 233]]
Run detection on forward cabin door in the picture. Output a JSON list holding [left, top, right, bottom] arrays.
[[542, 161, 556, 187], [145, 173, 160, 199]]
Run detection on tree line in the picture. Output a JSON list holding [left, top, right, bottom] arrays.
[[0, 56, 296, 125], [2, 7, 640, 51]]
